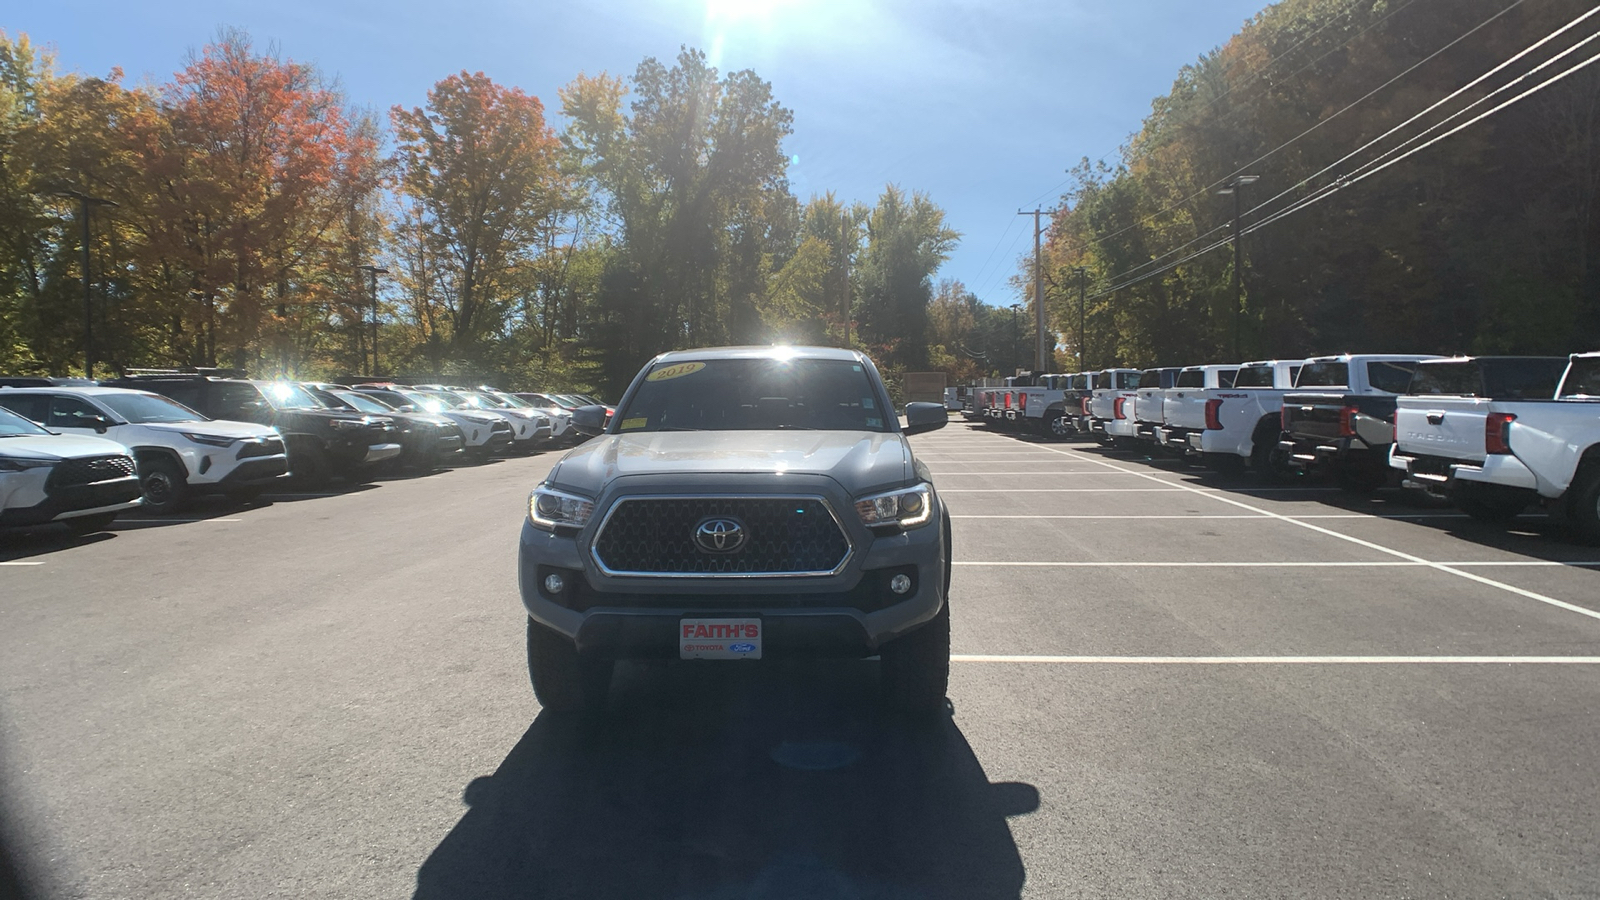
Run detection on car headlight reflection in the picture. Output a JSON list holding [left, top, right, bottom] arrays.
[[528, 485, 595, 531], [855, 484, 933, 530]]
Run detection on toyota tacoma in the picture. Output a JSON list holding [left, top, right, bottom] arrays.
[[517, 346, 952, 713]]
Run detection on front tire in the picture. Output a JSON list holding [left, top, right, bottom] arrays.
[[880, 601, 950, 714], [137, 456, 190, 515], [1567, 462, 1600, 544], [526, 619, 611, 714]]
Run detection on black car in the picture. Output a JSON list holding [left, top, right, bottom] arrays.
[[305, 385, 464, 470], [104, 373, 403, 485]]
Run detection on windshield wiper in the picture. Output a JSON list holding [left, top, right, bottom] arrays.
[[656, 426, 702, 432], [770, 425, 818, 430]]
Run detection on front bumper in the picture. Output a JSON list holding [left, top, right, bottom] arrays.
[[0, 472, 143, 526], [517, 477, 947, 658]]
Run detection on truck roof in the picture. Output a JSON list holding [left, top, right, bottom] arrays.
[[652, 345, 867, 364]]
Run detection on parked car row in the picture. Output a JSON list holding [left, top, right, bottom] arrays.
[[966, 353, 1441, 485], [0, 370, 610, 533], [965, 350, 1600, 542]]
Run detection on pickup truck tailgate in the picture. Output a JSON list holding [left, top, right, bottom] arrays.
[[1282, 394, 1348, 442], [1394, 398, 1489, 464]]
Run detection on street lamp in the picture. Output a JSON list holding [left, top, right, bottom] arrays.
[[356, 265, 388, 377], [1217, 174, 1259, 362], [1073, 266, 1088, 370], [53, 188, 118, 378], [1008, 303, 1022, 376]]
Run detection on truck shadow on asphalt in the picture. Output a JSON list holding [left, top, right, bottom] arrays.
[[414, 660, 1037, 900]]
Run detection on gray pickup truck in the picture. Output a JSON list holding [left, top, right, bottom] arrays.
[[517, 345, 953, 713]]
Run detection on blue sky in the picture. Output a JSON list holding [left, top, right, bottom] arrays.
[[10, 0, 1267, 307]]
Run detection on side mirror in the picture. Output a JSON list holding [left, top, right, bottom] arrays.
[[903, 402, 948, 436], [571, 405, 607, 434], [86, 414, 116, 433]]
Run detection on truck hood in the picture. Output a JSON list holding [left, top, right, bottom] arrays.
[[141, 421, 279, 441], [549, 431, 912, 493]]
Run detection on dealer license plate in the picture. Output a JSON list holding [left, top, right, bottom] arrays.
[[679, 618, 762, 660]]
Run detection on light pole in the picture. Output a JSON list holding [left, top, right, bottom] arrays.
[[54, 188, 118, 378], [1008, 303, 1022, 376], [1217, 174, 1258, 362], [1073, 266, 1088, 370], [356, 264, 388, 377]]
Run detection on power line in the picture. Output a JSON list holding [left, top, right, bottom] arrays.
[[1087, 35, 1600, 300], [1069, 0, 1530, 281]]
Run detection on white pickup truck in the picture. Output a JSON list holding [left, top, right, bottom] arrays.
[[1016, 374, 1077, 438], [1279, 354, 1442, 491], [1132, 367, 1182, 446], [1087, 369, 1143, 447], [1155, 364, 1239, 455], [1389, 355, 1586, 527], [1185, 359, 1304, 473]]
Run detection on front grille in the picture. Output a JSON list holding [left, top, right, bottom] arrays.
[[47, 455, 136, 488], [490, 421, 512, 434], [593, 496, 851, 577], [237, 437, 285, 459]]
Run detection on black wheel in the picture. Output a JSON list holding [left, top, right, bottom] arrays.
[[1048, 412, 1072, 440], [1567, 462, 1600, 544], [880, 600, 950, 714], [64, 513, 117, 536], [136, 455, 190, 515], [526, 619, 611, 713], [290, 443, 330, 487], [1248, 421, 1291, 482]]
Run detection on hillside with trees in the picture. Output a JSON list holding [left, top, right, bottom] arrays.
[[1037, 0, 1600, 369]]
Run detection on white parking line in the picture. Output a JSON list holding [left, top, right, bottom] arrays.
[[927, 471, 1143, 476], [954, 560, 1600, 568], [1026, 441, 1600, 624], [952, 654, 1600, 665], [0, 561, 44, 567], [949, 513, 1475, 520], [940, 488, 1188, 493]]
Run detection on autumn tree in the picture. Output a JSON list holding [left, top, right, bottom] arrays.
[[854, 185, 959, 370], [391, 71, 564, 371]]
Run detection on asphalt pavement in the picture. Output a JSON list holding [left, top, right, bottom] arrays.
[[2, 422, 1599, 898]]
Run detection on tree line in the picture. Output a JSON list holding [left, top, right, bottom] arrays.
[[0, 30, 968, 395], [1034, 0, 1600, 371]]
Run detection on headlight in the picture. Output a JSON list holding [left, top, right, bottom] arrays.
[[855, 483, 934, 530], [329, 418, 368, 431], [528, 485, 595, 531], [0, 456, 55, 472], [181, 432, 239, 447]]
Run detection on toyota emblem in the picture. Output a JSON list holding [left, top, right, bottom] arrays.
[[694, 517, 747, 554]]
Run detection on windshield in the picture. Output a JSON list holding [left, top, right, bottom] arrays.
[[261, 381, 323, 410], [1296, 362, 1349, 388], [97, 392, 208, 424], [332, 391, 395, 414], [0, 406, 50, 436], [1366, 361, 1420, 394], [615, 357, 891, 432], [1559, 358, 1600, 399]]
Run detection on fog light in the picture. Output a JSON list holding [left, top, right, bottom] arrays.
[[543, 573, 566, 594], [889, 574, 912, 595]]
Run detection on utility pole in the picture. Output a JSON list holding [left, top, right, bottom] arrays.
[[1217, 175, 1258, 362], [1019, 209, 1048, 372], [1074, 266, 1088, 370], [357, 264, 388, 377], [54, 188, 118, 378], [1008, 304, 1022, 375]]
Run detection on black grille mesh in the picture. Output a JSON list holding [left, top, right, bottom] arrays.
[[48, 455, 136, 487], [237, 438, 285, 459], [595, 497, 850, 575]]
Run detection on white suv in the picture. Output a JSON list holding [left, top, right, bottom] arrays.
[[0, 406, 143, 534], [0, 387, 288, 514]]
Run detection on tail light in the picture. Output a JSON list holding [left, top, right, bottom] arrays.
[[1003, 393, 1011, 410], [1082, 398, 1091, 415], [1019, 392, 1028, 411], [1113, 397, 1127, 420], [1338, 405, 1359, 438], [1204, 399, 1224, 430], [1485, 412, 1516, 455]]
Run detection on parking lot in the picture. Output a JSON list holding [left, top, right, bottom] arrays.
[[3, 421, 1599, 898]]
